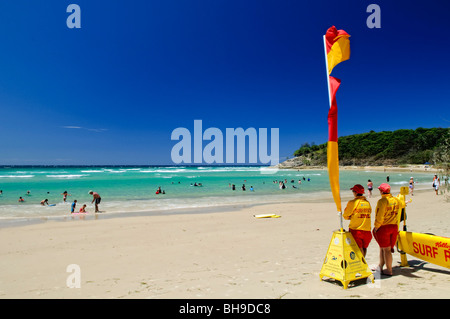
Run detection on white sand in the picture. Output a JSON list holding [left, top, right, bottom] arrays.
[[0, 188, 449, 299]]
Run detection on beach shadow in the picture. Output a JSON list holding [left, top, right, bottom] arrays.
[[397, 259, 450, 278], [320, 278, 346, 289], [369, 268, 400, 281], [321, 277, 373, 289]]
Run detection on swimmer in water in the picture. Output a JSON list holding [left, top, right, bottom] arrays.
[[61, 191, 71, 203]]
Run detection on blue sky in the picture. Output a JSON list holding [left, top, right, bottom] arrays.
[[0, 0, 449, 165]]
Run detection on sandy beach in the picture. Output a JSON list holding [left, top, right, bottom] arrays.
[[0, 187, 448, 299]]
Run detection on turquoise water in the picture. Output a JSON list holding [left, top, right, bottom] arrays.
[[0, 166, 434, 221]]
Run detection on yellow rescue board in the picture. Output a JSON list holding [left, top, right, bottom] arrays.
[[397, 231, 450, 269], [253, 214, 281, 218]]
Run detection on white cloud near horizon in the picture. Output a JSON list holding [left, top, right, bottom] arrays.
[[61, 126, 108, 132]]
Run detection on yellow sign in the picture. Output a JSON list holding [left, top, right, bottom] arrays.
[[397, 231, 450, 269], [320, 230, 374, 289]]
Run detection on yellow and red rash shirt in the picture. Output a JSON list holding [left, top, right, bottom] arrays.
[[375, 193, 401, 228], [343, 196, 372, 231]]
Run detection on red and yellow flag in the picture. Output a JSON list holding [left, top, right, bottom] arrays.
[[325, 26, 351, 75], [327, 76, 341, 212], [324, 26, 350, 214]]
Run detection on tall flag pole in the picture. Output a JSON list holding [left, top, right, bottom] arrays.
[[323, 26, 350, 231], [319, 27, 375, 289]]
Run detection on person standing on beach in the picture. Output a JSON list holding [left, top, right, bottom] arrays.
[[367, 180, 373, 198], [433, 175, 440, 195], [89, 191, 101, 213], [373, 183, 402, 276], [409, 177, 415, 196], [343, 184, 372, 257]]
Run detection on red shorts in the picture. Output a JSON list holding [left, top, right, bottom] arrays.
[[373, 224, 398, 248], [349, 229, 372, 249]]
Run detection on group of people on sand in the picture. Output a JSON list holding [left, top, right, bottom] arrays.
[[366, 174, 441, 198], [343, 182, 406, 276], [346, 174, 443, 276]]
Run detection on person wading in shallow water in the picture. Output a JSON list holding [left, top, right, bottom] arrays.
[[89, 190, 101, 213]]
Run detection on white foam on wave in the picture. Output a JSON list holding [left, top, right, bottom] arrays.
[[389, 181, 408, 185], [46, 174, 89, 179], [154, 169, 187, 173], [103, 169, 127, 173], [137, 169, 187, 173], [0, 175, 35, 178], [192, 168, 262, 173]]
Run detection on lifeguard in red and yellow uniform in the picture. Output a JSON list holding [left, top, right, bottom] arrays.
[[373, 183, 404, 276], [343, 184, 372, 257]]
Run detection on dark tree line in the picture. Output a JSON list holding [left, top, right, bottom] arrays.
[[294, 127, 450, 165]]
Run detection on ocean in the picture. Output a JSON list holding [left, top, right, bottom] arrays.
[[0, 166, 434, 224]]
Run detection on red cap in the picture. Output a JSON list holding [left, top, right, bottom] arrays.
[[378, 183, 391, 193], [350, 184, 365, 194]]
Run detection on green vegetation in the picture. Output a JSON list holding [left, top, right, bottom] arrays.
[[293, 127, 450, 166], [432, 130, 450, 200]]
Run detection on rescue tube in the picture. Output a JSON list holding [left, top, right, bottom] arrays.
[[397, 231, 450, 269]]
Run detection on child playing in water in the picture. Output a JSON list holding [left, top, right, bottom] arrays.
[[61, 191, 71, 203], [71, 200, 77, 213]]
